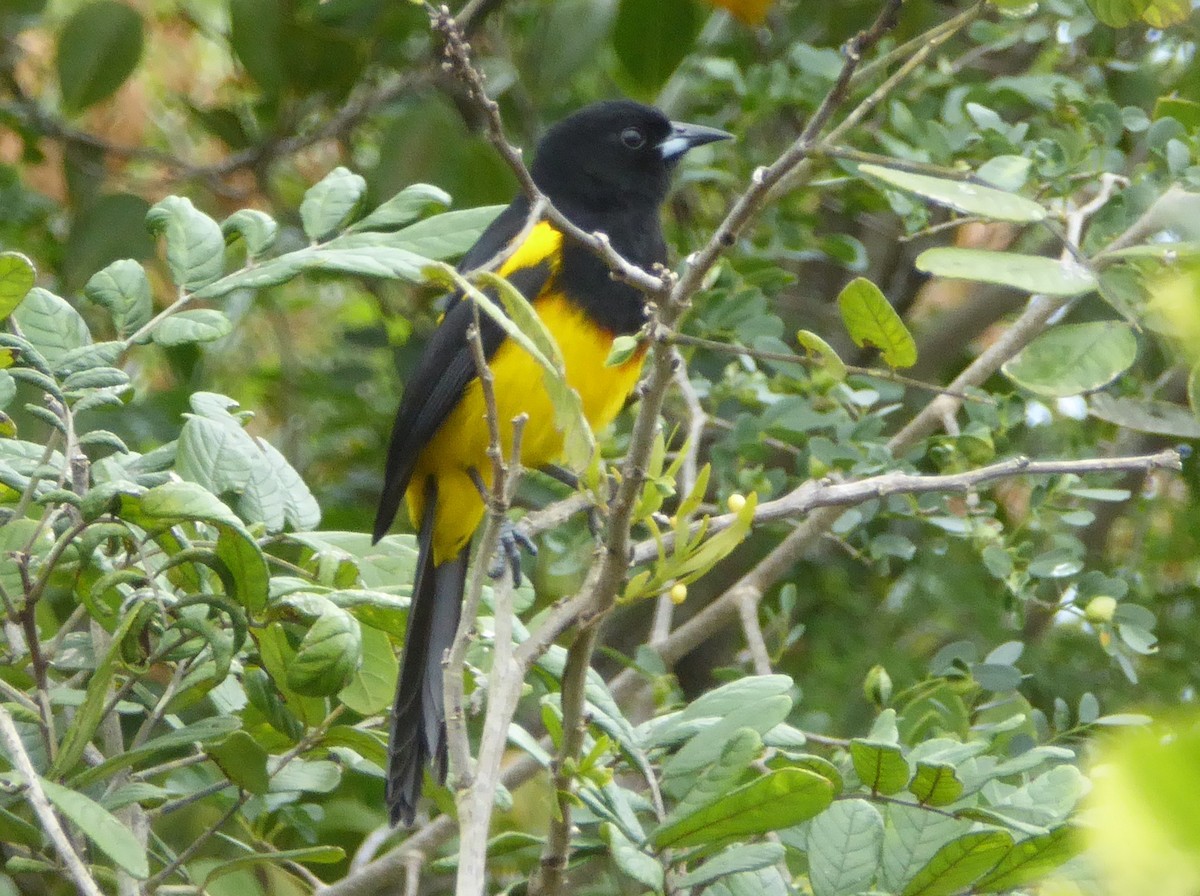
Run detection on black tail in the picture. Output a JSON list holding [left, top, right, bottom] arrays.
[[386, 477, 468, 826]]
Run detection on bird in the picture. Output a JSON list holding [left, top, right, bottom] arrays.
[[373, 99, 731, 825]]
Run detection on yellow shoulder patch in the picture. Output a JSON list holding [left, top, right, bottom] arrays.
[[497, 221, 563, 278]]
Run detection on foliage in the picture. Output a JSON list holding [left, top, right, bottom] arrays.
[[0, 0, 1199, 894]]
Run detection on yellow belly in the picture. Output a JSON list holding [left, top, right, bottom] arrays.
[[407, 292, 645, 564]]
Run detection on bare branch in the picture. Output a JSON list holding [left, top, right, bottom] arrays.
[[0, 704, 106, 896], [528, 624, 600, 896], [631, 449, 1182, 565]]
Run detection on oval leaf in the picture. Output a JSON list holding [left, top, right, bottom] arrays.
[[652, 768, 834, 848], [153, 309, 233, 347], [797, 329, 848, 380], [0, 252, 35, 319], [84, 258, 153, 338], [901, 830, 1013, 896], [837, 278, 917, 369], [915, 248, 1097, 297], [300, 167, 367, 242], [908, 762, 964, 807], [1089, 392, 1200, 438], [1002, 322, 1137, 397], [850, 739, 912, 795], [809, 799, 885, 896], [37, 776, 150, 878], [56, 0, 144, 113], [146, 197, 225, 290], [859, 163, 1045, 223]]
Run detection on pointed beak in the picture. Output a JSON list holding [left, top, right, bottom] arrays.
[[657, 121, 734, 161]]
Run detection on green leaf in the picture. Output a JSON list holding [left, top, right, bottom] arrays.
[[269, 758, 341, 794], [901, 830, 1013, 896], [383, 205, 505, 259], [649, 675, 795, 746], [322, 725, 387, 770], [796, 329, 847, 380], [50, 604, 147, 778], [146, 196, 226, 290], [350, 183, 452, 232], [975, 156, 1033, 192], [206, 730, 270, 794], [1001, 322, 1136, 397], [908, 762, 964, 807], [808, 799, 885, 896], [153, 309, 233, 347], [338, 624, 398, 715], [203, 845, 344, 886], [56, 0, 144, 113], [0, 252, 35, 320], [613, 0, 701, 92], [668, 728, 763, 826], [663, 695, 792, 781], [974, 826, 1083, 892], [0, 804, 42, 849], [228, 0, 284, 92], [222, 209, 278, 258], [1188, 362, 1200, 421], [606, 334, 641, 367], [859, 163, 1045, 223], [177, 414, 255, 495], [1088, 0, 1191, 27], [837, 277, 917, 368], [1089, 393, 1200, 438], [881, 802, 971, 891], [254, 438, 321, 530], [124, 481, 269, 611], [915, 248, 1097, 297], [84, 259, 153, 338], [850, 740, 911, 794], [286, 603, 363, 696], [12, 288, 91, 366], [602, 823, 664, 892], [71, 717, 242, 788], [677, 842, 784, 888], [652, 769, 835, 848], [301, 167, 367, 241], [35, 775, 149, 877]]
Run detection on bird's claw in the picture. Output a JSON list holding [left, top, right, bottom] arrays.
[[488, 521, 537, 584]]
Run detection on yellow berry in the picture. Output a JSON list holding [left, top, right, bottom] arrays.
[[670, 582, 688, 605], [727, 493, 747, 513], [1085, 596, 1117, 624]]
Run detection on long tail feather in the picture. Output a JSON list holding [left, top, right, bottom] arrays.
[[385, 477, 468, 826]]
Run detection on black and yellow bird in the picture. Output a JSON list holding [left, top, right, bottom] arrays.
[[373, 100, 730, 825]]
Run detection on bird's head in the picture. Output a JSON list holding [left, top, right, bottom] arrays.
[[530, 100, 731, 211]]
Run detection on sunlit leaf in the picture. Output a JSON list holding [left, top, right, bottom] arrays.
[[652, 768, 834, 848], [859, 163, 1045, 223], [837, 278, 917, 368], [1001, 322, 1136, 397], [915, 248, 1097, 296], [808, 799, 885, 896]]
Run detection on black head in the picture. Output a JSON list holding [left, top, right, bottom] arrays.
[[530, 100, 731, 212]]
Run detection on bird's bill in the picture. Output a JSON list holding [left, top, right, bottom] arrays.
[[658, 121, 734, 161]]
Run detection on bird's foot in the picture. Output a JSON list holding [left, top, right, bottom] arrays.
[[488, 520, 537, 585]]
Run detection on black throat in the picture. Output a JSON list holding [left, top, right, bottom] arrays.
[[550, 197, 665, 336]]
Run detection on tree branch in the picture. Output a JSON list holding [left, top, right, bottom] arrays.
[[0, 704, 106, 896]]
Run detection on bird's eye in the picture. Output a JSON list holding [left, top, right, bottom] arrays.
[[620, 127, 646, 149]]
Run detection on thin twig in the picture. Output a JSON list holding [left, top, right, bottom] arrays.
[[670, 332, 989, 402], [528, 624, 600, 896], [427, 4, 664, 293], [630, 449, 1181, 565], [0, 704, 106, 896]]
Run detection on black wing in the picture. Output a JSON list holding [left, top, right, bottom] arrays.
[[372, 197, 551, 542]]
